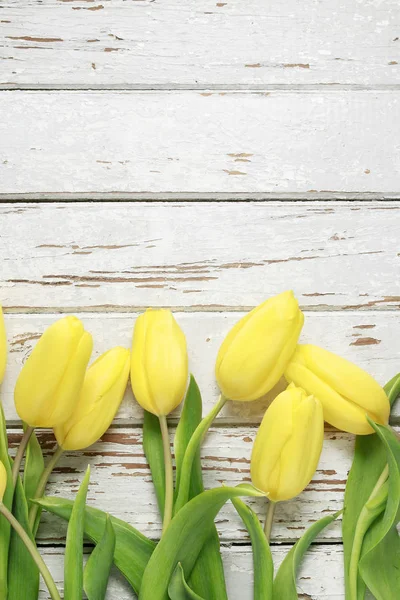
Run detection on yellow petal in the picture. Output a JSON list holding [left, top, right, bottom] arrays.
[[0, 460, 7, 501]]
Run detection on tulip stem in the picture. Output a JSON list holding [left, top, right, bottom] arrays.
[[0, 502, 61, 600], [28, 444, 64, 531], [12, 426, 34, 486], [263, 500, 276, 541], [348, 464, 389, 600], [159, 415, 173, 535]]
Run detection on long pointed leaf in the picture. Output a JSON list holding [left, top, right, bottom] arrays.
[[232, 498, 273, 599], [139, 484, 265, 600], [23, 425, 44, 536], [84, 514, 116, 600], [35, 496, 155, 594], [143, 410, 165, 518], [64, 467, 90, 600], [273, 511, 341, 600], [168, 563, 204, 600], [7, 476, 39, 599], [0, 403, 13, 598]]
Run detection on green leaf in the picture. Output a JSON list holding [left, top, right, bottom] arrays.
[[174, 376, 228, 600], [358, 421, 400, 600], [143, 410, 165, 518], [232, 498, 273, 599], [23, 425, 44, 536], [35, 496, 155, 594], [0, 403, 13, 598], [7, 475, 39, 600], [168, 563, 204, 600], [342, 373, 400, 599], [84, 514, 116, 600], [273, 511, 341, 600], [139, 484, 265, 600], [64, 467, 90, 600]]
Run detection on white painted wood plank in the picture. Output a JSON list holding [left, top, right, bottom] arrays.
[[2, 311, 400, 424], [8, 426, 357, 543], [38, 544, 346, 599], [1, 92, 399, 194], [1, 0, 399, 87], [1, 202, 399, 310]]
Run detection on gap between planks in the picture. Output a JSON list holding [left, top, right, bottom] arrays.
[[2, 84, 400, 92]]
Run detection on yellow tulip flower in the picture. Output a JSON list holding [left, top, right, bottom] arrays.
[[215, 291, 304, 401], [14, 316, 93, 428], [0, 306, 6, 384], [251, 384, 324, 502], [55, 347, 130, 451], [0, 460, 7, 502], [130, 309, 188, 416], [284, 344, 390, 435]]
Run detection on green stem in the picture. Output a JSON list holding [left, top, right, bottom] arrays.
[[174, 394, 227, 515], [28, 445, 64, 531], [159, 415, 173, 535], [12, 426, 34, 486], [263, 500, 276, 542], [348, 464, 389, 600], [0, 503, 61, 600]]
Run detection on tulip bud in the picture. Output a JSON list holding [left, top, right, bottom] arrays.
[[284, 344, 390, 435], [215, 291, 304, 402], [14, 316, 93, 428], [251, 384, 324, 502], [130, 309, 188, 416], [0, 306, 6, 385], [0, 461, 7, 502], [54, 347, 130, 451]]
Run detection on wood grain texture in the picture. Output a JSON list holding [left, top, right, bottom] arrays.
[[1, 202, 399, 311], [8, 426, 357, 543], [2, 311, 400, 424], [38, 544, 346, 599], [1, 92, 399, 195], [1, 0, 399, 88]]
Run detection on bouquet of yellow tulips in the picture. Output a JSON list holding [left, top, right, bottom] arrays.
[[0, 292, 399, 600]]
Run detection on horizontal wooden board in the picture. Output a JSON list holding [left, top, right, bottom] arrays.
[[9, 426, 357, 543], [1, 0, 400, 88], [1, 92, 399, 195], [2, 311, 400, 424], [1, 202, 400, 311], [38, 544, 346, 599]]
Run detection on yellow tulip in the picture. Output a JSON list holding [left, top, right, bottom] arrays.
[[215, 291, 304, 401], [130, 309, 188, 416], [55, 347, 130, 451], [0, 460, 7, 502], [251, 384, 324, 502], [0, 306, 6, 385], [284, 344, 390, 435], [14, 316, 93, 428]]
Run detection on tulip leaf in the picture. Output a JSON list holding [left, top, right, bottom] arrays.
[[357, 420, 400, 600], [168, 563, 205, 600], [0, 403, 13, 598], [84, 514, 116, 600], [342, 373, 400, 599], [7, 475, 39, 600], [143, 410, 165, 518], [35, 496, 155, 594], [139, 484, 265, 600], [23, 424, 44, 536], [273, 511, 341, 600], [64, 467, 90, 600], [174, 376, 228, 600], [232, 498, 273, 599]]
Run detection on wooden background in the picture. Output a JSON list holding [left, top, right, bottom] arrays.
[[1, 1, 400, 598]]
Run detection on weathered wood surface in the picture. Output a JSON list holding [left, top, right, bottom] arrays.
[[9, 426, 362, 543], [38, 545, 346, 599], [2, 311, 400, 424], [1, 93, 399, 196], [1, 0, 399, 88], [1, 202, 399, 310]]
